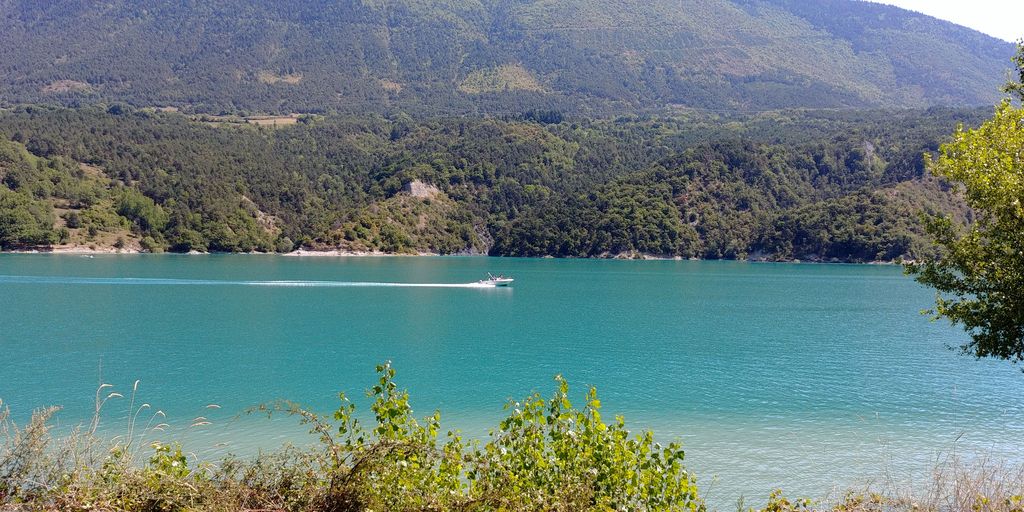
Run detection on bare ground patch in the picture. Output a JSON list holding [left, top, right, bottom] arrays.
[[41, 80, 91, 94], [247, 115, 300, 127], [257, 70, 303, 84], [380, 79, 404, 93], [458, 64, 544, 94]]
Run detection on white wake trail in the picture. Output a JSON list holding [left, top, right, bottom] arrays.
[[0, 275, 501, 288]]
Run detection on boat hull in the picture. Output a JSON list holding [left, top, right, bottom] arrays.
[[478, 278, 514, 287]]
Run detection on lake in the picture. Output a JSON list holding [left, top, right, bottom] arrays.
[[1, 254, 1022, 508]]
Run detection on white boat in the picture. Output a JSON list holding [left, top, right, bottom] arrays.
[[479, 273, 514, 287]]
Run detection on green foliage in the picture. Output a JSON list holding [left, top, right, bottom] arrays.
[[140, 442, 207, 511], [140, 236, 165, 253], [0, 188, 56, 248], [256, 362, 705, 511], [338, 194, 482, 254], [116, 189, 169, 233], [478, 375, 702, 511], [907, 101, 1024, 363], [168, 228, 208, 254], [0, 137, 141, 248], [275, 236, 295, 254], [0, 106, 982, 258], [80, 202, 132, 232], [1005, 42, 1024, 103], [751, 490, 815, 512], [756, 186, 949, 263], [64, 210, 82, 228]]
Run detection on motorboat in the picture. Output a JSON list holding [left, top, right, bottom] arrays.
[[479, 273, 514, 287]]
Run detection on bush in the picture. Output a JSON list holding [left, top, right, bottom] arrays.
[[0, 188, 57, 248], [275, 236, 295, 253], [115, 189, 169, 233], [253, 363, 705, 511], [1, 364, 706, 511], [140, 236, 164, 253], [65, 210, 82, 228]]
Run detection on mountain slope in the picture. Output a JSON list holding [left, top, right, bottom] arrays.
[[0, 0, 1013, 114], [0, 105, 985, 259]]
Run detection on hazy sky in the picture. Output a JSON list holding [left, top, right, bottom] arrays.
[[867, 1, 1023, 42]]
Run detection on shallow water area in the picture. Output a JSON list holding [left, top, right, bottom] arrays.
[[1, 254, 1022, 508]]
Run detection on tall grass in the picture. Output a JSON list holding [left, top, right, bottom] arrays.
[[745, 452, 1024, 512]]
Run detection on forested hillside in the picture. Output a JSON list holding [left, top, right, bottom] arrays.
[[0, 0, 1013, 115], [0, 105, 980, 260]]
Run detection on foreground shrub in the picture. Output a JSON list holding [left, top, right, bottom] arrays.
[[0, 364, 705, 511], [255, 362, 704, 511]]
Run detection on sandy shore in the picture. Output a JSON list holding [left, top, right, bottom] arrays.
[[6, 245, 142, 255], [2, 245, 436, 257], [1, 246, 899, 264], [283, 248, 439, 257]]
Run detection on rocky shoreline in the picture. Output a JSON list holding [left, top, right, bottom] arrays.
[[1, 245, 902, 264]]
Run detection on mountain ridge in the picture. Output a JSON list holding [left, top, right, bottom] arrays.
[[0, 0, 1014, 115]]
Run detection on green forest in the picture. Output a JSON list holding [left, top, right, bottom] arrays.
[[0, 0, 1011, 261], [0, 105, 982, 261]]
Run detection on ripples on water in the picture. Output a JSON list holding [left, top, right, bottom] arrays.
[[1, 255, 1021, 509]]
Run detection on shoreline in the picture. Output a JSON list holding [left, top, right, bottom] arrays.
[[282, 248, 439, 257], [0, 246, 903, 265], [0, 246, 434, 257], [5, 246, 143, 255]]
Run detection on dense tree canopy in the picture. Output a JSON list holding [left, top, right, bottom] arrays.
[[908, 101, 1024, 363], [0, 106, 981, 260]]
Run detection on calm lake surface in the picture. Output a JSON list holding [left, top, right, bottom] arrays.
[[2, 254, 1022, 507]]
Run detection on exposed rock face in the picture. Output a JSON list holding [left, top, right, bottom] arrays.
[[403, 180, 441, 199]]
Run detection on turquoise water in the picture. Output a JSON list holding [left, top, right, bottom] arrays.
[[1, 254, 1022, 507]]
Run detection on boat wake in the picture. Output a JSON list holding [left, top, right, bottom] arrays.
[[0, 275, 504, 288]]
